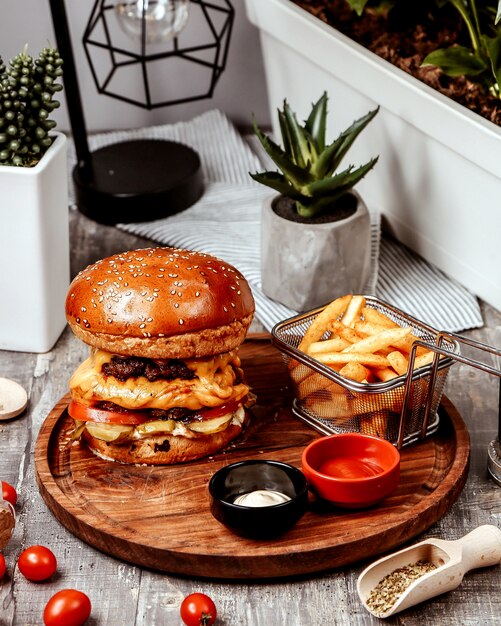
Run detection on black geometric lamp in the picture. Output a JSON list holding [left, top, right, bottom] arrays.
[[49, 0, 234, 225]]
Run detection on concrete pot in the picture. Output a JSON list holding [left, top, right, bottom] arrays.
[[246, 0, 501, 310], [261, 191, 371, 311], [0, 132, 70, 352]]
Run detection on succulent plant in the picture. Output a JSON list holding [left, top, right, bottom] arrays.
[[251, 92, 379, 218], [0, 45, 63, 167]]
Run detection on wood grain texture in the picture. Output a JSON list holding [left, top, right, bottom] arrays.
[[34, 336, 469, 579], [1, 206, 500, 625]]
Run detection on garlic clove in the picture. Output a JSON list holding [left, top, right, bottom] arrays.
[[0, 378, 28, 420]]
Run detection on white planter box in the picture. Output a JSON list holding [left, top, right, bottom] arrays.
[[0, 132, 70, 352], [245, 0, 501, 310]]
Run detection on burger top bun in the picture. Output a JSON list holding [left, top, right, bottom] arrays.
[[65, 247, 255, 359]]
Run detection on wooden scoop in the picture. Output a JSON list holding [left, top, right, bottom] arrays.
[[357, 525, 501, 618]]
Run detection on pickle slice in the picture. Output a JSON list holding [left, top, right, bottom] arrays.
[[85, 422, 134, 443], [135, 420, 176, 437], [188, 414, 233, 434]]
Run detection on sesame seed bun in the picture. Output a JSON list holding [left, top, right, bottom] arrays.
[[65, 247, 255, 359], [66, 247, 255, 466]]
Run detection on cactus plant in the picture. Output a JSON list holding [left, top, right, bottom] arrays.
[[0, 45, 63, 167], [251, 92, 379, 219]]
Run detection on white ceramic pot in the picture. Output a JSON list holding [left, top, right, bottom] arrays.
[[261, 191, 371, 311], [246, 0, 501, 310], [0, 132, 70, 352]]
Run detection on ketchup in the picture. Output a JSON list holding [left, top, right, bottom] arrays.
[[319, 457, 384, 479]]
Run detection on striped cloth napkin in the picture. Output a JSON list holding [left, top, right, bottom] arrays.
[[68, 109, 483, 333]]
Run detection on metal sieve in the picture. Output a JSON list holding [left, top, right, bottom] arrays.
[[271, 295, 459, 447]]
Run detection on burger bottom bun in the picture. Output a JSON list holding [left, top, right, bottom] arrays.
[[69, 314, 254, 359], [81, 418, 248, 465]]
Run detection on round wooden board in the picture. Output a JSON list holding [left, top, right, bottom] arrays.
[[35, 334, 470, 580]]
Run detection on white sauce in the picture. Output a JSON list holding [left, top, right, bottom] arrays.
[[233, 489, 291, 507]]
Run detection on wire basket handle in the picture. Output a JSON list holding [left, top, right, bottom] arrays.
[[399, 332, 501, 449]]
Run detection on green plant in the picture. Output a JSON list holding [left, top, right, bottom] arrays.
[[422, 1, 501, 98], [251, 92, 379, 218], [344, 0, 389, 13], [344, 0, 501, 98], [0, 45, 63, 167]]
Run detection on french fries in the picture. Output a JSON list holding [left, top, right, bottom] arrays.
[[361, 306, 397, 329], [315, 352, 390, 369], [340, 295, 366, 327], [354, 321, 430, 356], [288, 294, 448, 439], [329, 321, 365, 344], [343, 327, 411, 355], [339, 362, 370, 383], [308, 337, 351, 355], [297, 294, 436, 385], [387, 350, 409, 376], [298, 294, 352, 352]]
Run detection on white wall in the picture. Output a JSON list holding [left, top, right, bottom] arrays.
[[0, 0, 271, 132]]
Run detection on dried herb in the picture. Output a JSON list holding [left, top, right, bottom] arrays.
[[366, 560, 437, 615]]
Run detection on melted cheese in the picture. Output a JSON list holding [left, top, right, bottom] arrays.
[[70, 349, 250, 411]]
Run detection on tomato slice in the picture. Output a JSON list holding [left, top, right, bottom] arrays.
[[68, 396, 246, 426], [68, 401, 150, 426], [193, 397, 245, 421]]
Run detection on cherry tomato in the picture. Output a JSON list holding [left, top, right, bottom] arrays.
[[1, 481, 17, 507], [43, 589, 91, 626], [68, 400, 150, 426], [180, 593, 217, 626], [18, 545, 57, 581], [0, 554, 6, 580]]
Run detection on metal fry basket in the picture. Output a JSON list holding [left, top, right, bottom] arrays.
[[271, 296, 459, 447]]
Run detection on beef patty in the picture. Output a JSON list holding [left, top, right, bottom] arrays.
[[102, 355, 195, 382]]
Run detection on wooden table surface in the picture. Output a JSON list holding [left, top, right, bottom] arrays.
[[1, 207, 501, 626]]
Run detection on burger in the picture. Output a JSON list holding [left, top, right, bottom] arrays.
[[65, 247, 255, 465]]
